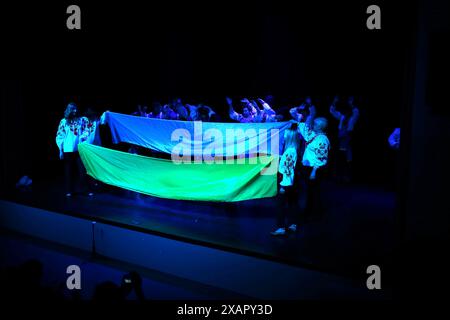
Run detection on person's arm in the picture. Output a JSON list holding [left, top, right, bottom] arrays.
[[227, 97, 241, 122], [251, 100, 261, 112], [309, 137, 329, 179], [252, 100, 265, 122], [204, 105, 216, 117], [329, 104, 342, 121], [297, 122, 308, 139], [185, 104, 197, 120], [305, 105, 316, 128], [289, 107, 303, 122], [258, 98, 276, 116], [347, 107, 360, 131], [56, 119, 66, 159], [229, 109, 241, 122], [309, 166, 318, 180]]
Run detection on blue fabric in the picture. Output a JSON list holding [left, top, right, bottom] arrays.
[[99, 112, 290, 158]]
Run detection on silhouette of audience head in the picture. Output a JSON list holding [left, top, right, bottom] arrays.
[[93, 281, 124, 302]]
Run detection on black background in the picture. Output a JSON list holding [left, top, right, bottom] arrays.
[[1, 0, 416, 187]]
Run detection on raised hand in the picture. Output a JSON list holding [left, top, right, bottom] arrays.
[[251, 100, 260, 110], [309, 167, 317, 180]]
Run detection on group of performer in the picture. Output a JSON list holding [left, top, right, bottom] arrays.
[[55, 95, 361, 235], [129, 96, 282, 123]]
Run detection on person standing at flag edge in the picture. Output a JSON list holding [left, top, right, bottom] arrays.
[[274, 121, 302, 235], [56, 102, 95, 197], [271, 113, 330, 236]]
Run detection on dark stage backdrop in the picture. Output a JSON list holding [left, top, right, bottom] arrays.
[[1, 1, 416, 189]]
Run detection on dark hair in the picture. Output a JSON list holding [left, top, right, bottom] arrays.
[[64, 103, 78, 119], [289, 122, 298, 131], [198, 106, 209, 116]]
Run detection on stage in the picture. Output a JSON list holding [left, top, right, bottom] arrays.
[[1, 176, 397, 280]]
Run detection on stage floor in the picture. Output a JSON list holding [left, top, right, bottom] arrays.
[[1, 177, 397, 279]]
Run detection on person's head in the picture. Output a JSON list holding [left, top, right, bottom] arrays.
[[167, 108, 179, 120], [152, 102, 162, 113], [305, 96, 312, 106], [161, 104, 172, 117], [347, 96, 354, 106], [198, 106, 210, 122], [175, 103, 188, 120], [264, 95, 274, 105], [170, 97, 182, 106], [249, 101, 258, 116], [242, 106, 251, 118], [120, 271, 143, 298], [120, 273, 134, 296], [64, 103, 78, 119], [240, 98, 253, 115], [93, 281, 123, 302], [313, 117, 328, 133]]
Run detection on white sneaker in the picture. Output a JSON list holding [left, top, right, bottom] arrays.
[[270, 228, 286, 236], [279, 187, 285, 194], [288, 224, 297, 232], [65, 193, 72, 197]]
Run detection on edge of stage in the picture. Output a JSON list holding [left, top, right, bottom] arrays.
[[0, 178, 395, 299]]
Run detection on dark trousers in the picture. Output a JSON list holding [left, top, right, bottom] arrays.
[[276, 183, 299, 228], [300, 165, 323, 220], [276, 164, 325, 227], [64, 152, 91, 194], [336, 132, 353, 182]]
